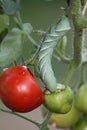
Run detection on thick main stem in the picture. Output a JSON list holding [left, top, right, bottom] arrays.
[[70, 0, 87, 29], [68, 0, 85, 66], [64, 0, 85, 84], [73, 29, 82, 66]]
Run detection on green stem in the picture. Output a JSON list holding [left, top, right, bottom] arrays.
[[54, 49, 73, 64], [0, 107, 52, 130], [73, 30, 82, 66], [79, 62, 87, 85], [15, 0, 23, 29], [73, 62, 87, 92], [63, 63, 76, 85], [40, 111, 51, 130], [26, 34, 38, 47], [67, 0, 84, 66], [0, 108, 41, 128], [24, 46, 40, 65], [16, 0, 38, 47], [69, 0, 87, 29]]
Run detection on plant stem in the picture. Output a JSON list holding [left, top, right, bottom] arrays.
[[54, 49, 73, 64], [24, 46, 40, 65], [15, 0, 23, 30], [40, 111, 52, 130], [0, 108, 41, 128], [73, 29, 82, 66], [16, 0, 38, 47], [63, 0, 87, 86], [26, 33, 38, 47], [69, 0, 87, 29], [67, 0, 87, 67], [0, 107, 52, 130], [79, 62, 87, 85], [63, 63, 76, 85]]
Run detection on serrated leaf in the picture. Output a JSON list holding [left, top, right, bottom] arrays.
[[0, 14, 9, 33], [0, 0, 20, 15], [0, 28, 23, 67]]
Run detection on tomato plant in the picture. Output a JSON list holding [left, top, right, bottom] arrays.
[[74, 84, 87, 114], [44, 86, 73, 114], [0, 0, 87, 130], [0, 66, 44, 113]]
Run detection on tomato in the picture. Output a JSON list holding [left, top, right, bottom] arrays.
[[72, 117, 87, 130], [0, 66, 44, 113], [44, 86, 73, 114], [49, 103, 80, 128], [74, 84, 87, 114]]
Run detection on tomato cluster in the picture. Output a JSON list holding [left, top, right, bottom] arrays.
[[0, 66, 74, 114], [0, 66, 87, 130], [41, 84, 87, 129]]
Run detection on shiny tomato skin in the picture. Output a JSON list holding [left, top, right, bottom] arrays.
[[0, 66, 44, 113]]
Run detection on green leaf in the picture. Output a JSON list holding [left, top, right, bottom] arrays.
[[57, 35, 67, 52], [0, 14, 9, 33], [22, 23, 33, 41], [0, 0, 20, 15], [21, 23, 33, 43], [23, 23, 33, 35], [0, 28, 23, 67], [0, 28, 8, 43]]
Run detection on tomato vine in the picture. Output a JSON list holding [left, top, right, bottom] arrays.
[[0, 0, 87, 130]]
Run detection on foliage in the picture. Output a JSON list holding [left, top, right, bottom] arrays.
[[0, 0, 87, 130]]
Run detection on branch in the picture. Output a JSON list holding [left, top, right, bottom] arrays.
[[69, 0, 87, 29], [0, 108, 40, 128], [54, 49, 73, 64]]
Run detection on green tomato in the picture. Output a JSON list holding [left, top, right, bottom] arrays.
[[44, 86, 73, 114], [74, 84, 87, 114], [72, 117, 87, 130], [49, 103, 80, 128]]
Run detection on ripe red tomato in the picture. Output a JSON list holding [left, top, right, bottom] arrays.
[[0, 66, 44, 113]]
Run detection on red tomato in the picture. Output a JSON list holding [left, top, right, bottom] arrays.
[[0, 66, 44, 113]]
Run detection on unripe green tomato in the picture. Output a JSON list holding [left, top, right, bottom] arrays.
[[44, 86, 73, 114], [72, 117, 87, 130], [74, 84, 87, 114], [49, 103, 80, 128]]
